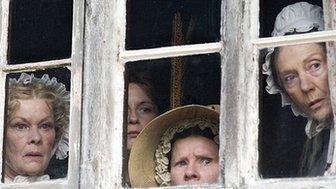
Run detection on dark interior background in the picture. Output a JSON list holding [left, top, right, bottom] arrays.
[[126, 0, 221, 50], [8, 0, 73, 64], [259, 0, 323, 178], [125, 53, 221, 113]]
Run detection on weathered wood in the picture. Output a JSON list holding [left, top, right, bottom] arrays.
[[323, 0, 336, 174], [1, 59, 71, 73], [0, 0, 9, 65], [67, 0, 85, 188], [221, 0, 259, 188], [81, 0, 126, 188], [1, 179, 67, 189], [120, 42, 222, 62], [254, 30, 336, 49], [250, 176, 336, 189]]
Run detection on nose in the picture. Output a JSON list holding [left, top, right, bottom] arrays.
[[300, 74, 314, 93], [128, 109, 139, 125], [184, 163, 200, 182], [28, 127, 42, 144]]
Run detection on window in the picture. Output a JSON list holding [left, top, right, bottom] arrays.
[[0, 0, 83, 188], [1, 0, 335, 188]]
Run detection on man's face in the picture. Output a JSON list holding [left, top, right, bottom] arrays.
[[276, 43, 332, 122]]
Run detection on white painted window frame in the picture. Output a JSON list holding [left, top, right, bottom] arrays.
[[1, 0, 333, 188], [221, 0, 336, 188], [81, 0, 336, 188], [0, 0, 84, 188]]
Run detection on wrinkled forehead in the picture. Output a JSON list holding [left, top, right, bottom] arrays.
[[276, 43, 326, 67]]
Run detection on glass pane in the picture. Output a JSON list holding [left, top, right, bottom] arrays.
[[259, 42, 333, 178], [8, 0, 73, 64], [124, 54, 221, 187], [259, 0, 323, 38], [3, 68, 70, 183], [126, 0, 221, 50]]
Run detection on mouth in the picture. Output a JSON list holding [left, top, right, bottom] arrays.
[[127, 131, 140, 138], [308, 99, 323, 110], [24, 152, 43, 160]]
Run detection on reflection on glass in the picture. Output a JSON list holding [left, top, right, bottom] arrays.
[[126, 0, 221, 49], [8, 0, 73, 64], [124, 53, 221, 186], [3, 69, 70, 183]]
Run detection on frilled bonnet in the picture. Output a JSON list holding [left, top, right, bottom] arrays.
[[262, 2, 325, 138], [8, 73, 69, 160]]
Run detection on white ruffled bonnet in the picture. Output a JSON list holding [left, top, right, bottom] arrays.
[[262, 2, 325, 138], [8, 73, 69, 160]]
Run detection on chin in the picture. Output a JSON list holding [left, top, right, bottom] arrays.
[[23, 165, 46, 176], [310, 108, 333, 122]]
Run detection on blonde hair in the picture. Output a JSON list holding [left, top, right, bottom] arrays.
[[7, 74, 69, 150]]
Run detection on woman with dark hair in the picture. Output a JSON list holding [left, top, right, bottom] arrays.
[[127, 72, 159, 150]]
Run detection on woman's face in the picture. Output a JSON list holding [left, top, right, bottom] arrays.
[[276, 43, 332, 122], [5, 99, 56, 179], [170, 135, 219, 185], [127, 83, 158, 150]]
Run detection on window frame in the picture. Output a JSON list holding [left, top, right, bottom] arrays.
[[221, 0, 336, 188], [1, 0, 335, 188], [80, 0, 225, 188], [0, 0, 84, 188]]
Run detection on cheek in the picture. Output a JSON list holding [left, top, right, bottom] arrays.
[[201, 164, 219, 181], [6, 131, 25, 153], [170, 168, 182, 183], [139, 114, 157, 128], [43, 130, 56, 151], [5, 132, 26, 163]]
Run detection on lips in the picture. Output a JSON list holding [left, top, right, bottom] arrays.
[[24, 152, 43, 161], [127, 131, 140, 138], [308, 99, 323, 110]]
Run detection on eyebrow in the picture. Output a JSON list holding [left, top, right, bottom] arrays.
[[138, 101, 155, 106], [302, 52, 324, 64], [9, 116, 54, 125]]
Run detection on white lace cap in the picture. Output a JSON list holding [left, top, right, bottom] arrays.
[[262, 2, 324, 136], [9, 73, 70, 160]]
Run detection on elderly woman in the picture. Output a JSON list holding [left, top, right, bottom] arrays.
[[262, 2, 333, 176], [5, 73, 69, 183], [128, 104, 219, 187]]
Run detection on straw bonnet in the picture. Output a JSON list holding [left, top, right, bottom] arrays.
[[261, 2, 325, 138], [128, 104, 219, 187]]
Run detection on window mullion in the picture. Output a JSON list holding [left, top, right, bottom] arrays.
[[222, 0, 259, 187], [67, 0, 85, 188], [1, 59, 71, 73], [0, 0, 9, 66], [120, 42, 222, 62], [81, 0, 126, 188], [253, 31, 336, 49]]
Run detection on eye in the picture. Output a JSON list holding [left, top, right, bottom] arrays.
[[309, 62, 321, 72], [138, 105, 154, 114], [175, 160, 187, 167], [200, 158, 212, 166], [282, 74, 297, 87], [39, 122, 54, 131], [12, 123, 29, 131]]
